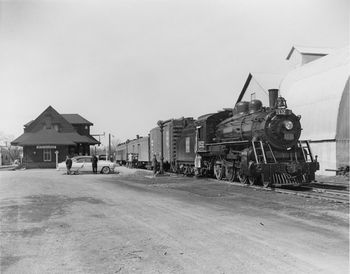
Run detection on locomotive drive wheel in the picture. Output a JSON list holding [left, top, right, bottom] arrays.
[[261, 175, 270, 188], [238, 173, 247, 184], [248, 176, 257, 186], [262, 180, 270, 188], [214, 164, 224, 180], [248, 175, 261, 186], [225, 167, 235, 182]]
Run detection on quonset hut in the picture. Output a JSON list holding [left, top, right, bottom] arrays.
[[280, 46, 349, 175]]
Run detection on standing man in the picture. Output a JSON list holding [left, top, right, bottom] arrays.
[[152, 154, 158, 176], [65, 155, 72, 175], [92, 154, 98, 174]]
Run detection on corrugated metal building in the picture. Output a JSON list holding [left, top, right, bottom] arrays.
[[280, 46, 349, 175]]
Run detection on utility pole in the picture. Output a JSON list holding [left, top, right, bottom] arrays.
[[108, 133, 111, 160], [91, 132, 105, 155], [157, 119, 171, 174]]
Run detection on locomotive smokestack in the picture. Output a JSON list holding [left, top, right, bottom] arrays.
[[268, 89, 279, 108]]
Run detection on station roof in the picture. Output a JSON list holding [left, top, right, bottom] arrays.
[[12, 105, 99, 146], [11, 129, 99, 146], [61, 114, 93, 125]]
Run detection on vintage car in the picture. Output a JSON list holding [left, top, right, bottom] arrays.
[[57, 156, 116, 174]]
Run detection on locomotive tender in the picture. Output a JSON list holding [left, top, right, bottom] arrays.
[[117, 89, 319, 187]]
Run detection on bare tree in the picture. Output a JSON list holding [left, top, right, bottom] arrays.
[[110, 138, 121, 155], [0, 131, 22, 164]]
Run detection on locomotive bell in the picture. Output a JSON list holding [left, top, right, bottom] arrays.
[[249, 100, 262, 113]]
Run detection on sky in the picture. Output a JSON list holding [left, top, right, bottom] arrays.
[[0, 0, 348, 146]]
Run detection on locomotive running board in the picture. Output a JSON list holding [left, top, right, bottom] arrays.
[[207, 140, 249, 146]]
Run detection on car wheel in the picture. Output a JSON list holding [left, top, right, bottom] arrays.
[[101, 166, 110, 174]]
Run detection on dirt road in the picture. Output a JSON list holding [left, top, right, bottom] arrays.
[[0, 168, 348, 273]]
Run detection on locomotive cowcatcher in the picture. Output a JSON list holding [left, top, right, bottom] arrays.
[[194, 89, 319, 187]]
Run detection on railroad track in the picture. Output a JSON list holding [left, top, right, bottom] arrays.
[[273, 187, 349, 204], [219, 179, 349, 204]]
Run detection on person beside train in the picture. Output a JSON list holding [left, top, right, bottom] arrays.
[[65, 155, 72, 175], [92, 154, 98, 174], [152, 154, 158, 176]]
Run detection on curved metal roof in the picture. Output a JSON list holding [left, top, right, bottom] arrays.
[[280, 46, 350, 140]]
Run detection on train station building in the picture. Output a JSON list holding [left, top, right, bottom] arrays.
[[11, 106, 99, 169]]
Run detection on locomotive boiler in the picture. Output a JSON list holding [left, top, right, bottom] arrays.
[[194, 89, 319, 187]]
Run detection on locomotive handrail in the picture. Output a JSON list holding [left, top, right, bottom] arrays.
[[239, 116, 246, 140], [298, 140, 314, 162], [252, 142, 259, 163], [206, 140, 249, 146], [259, 141, 267, 163], [267, 143, 277, 163], [306, 140, 314, 161], [252, 141, 267, 164]]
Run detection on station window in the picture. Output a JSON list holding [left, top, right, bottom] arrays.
[[43, 149, 51, 162]]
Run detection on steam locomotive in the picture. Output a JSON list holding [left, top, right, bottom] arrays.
[[116, 89, 319, 187], [190, 89, 319, 187]]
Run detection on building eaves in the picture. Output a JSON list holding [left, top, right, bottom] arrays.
[[11, 129, 99, 146]]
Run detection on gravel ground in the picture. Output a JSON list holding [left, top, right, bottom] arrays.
[[0, 168, 348, 274]]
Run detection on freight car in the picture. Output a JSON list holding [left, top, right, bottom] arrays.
[[149, 117, 194, 171], [115, 142, 127, 165], [193, 89, 319, 187], [115, 136, 150, 168]]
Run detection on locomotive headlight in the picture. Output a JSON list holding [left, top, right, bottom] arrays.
[[284, 120, 294, 130]]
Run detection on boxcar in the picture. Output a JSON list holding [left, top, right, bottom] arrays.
[[175, 120, 197, 174], [125, 136, 150, 168], [150, 117, 194, 171], [115, 142, 127, 165]]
